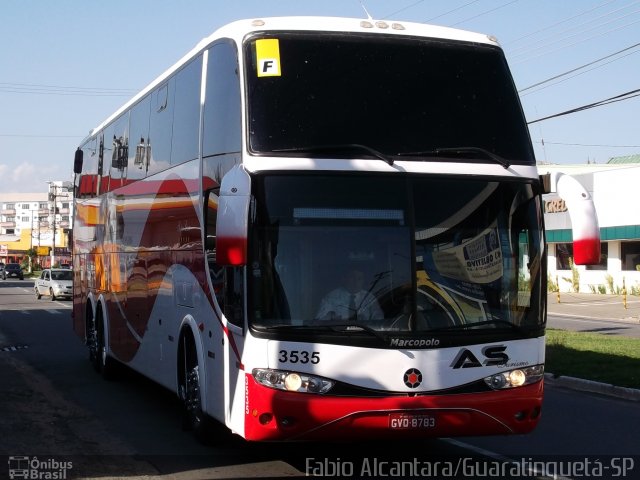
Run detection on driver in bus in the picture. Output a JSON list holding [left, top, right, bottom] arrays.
[[315, 267, 384, 322]]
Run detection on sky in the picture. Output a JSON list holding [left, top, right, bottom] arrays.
[[1, 0, 639, 193]]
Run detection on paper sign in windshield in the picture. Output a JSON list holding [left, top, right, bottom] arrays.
[[432, 226, 503, 283], [256, 39, 281, 77]]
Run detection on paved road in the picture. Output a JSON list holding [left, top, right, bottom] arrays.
[[1, 282, 639, 479], [547, 292, 640, 321], [547, 292, 640, 337], [3, 303, 638, 478]]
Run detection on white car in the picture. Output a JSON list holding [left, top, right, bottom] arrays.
[[35, 268, 73, 300]]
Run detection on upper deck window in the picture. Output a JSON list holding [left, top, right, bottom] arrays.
[[245, 32, 534, 165]]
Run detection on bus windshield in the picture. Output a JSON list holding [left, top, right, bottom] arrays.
[[249, 175, 544, 339], [245, 32, 534, 165]]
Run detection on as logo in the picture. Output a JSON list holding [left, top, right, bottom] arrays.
[[450, 345, 509, 369]]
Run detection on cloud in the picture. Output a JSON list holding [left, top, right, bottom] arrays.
[[0, 162, 69, 193], [11, 162, 37, 182]]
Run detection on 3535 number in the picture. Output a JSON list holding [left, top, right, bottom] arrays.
[[279, 350, 320, 364]]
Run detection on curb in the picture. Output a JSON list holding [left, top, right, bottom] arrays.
[[545, 373, 640, 402]]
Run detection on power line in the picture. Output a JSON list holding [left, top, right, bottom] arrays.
[[511, 8, 640, 64], [0, 81, 136, 92], [509, 1, 640, 56], [0, 134, 82, 138], [528, 88, 640, 124], [533, 140, 640, 148], [514, 17, 640, 65], [383, 0, 427, 19], [450, 0, 522, 27], [519, 49, 640, 96], [424, 0, 481, 23], [0, 89, 132, 97], [0, 81, 137, 97], [0, 88, 134, 97], [518, 41, 640, 93], [503, 0, 618, 45]]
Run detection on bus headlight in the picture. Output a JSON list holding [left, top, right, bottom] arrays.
[[484, 364, 544, 390], [253, 368, 334, 394]]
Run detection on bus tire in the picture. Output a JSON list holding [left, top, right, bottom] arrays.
[[87, 307, 100, 372], [178, 331, 215, 444], [95, 306, 118, 381]]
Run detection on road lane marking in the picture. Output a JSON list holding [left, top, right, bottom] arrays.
[[442, 438, 557, 479], [443, 438, 512, 463], [549, 313, 639, 325]]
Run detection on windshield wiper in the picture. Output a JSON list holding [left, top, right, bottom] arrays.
[[255, 323, 388, 341], [429, 319, 528, 334], [396, 146, 510, 169], [272, 143, 394, 166]]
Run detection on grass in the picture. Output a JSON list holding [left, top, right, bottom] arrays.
[[545, 328, 640, 389]]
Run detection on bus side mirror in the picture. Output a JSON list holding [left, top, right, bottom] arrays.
[[74, 148, 83, 174], [541, 172, 600, 265], [215, 166, 251, 266]]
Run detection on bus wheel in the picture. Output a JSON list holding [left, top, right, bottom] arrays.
[[95, 308, 117, 380], [179, 334, 213, 443], [87, 314, 100, 372]]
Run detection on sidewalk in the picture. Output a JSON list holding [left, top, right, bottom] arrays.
[[547, 292, 640, 321]]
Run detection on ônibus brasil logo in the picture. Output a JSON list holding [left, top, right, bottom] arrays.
[[8, 456, 73, 479]]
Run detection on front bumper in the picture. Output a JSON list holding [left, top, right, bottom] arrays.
[[243, 374, 543, 441], [52, 286, 72, 297]]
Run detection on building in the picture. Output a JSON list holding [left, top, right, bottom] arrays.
[[540, 156, 640, 294], [0, 181, 73, 268]]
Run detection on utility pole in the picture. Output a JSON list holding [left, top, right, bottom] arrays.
[[48, 182, 58, 268], [47, 181, 72, 268], [29, 209, 36, 273]]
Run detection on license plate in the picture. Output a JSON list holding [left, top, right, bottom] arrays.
[[389, 413, 436, 429]]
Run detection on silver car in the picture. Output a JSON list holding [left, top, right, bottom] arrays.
[[35, 268, 73, 300]]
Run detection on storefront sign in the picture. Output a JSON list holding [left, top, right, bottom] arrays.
[[544, 199, 567, 213]]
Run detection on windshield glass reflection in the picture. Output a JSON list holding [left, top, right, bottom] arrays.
[[249, 175, 543, 338]]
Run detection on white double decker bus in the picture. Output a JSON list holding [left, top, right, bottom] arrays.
[[71, 16, 600, 442]]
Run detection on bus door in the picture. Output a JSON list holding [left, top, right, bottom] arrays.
[[204, 183, 247, 427]]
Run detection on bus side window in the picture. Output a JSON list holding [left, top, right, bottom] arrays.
[[128, 95, 151, 180], [109, 113, 130, 190], [77, 138, 97, 198], [149, 80, 174, 175], [172, 55, 202, 164], [203, 40, 242, 158], [205, 187, 244, 328]]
